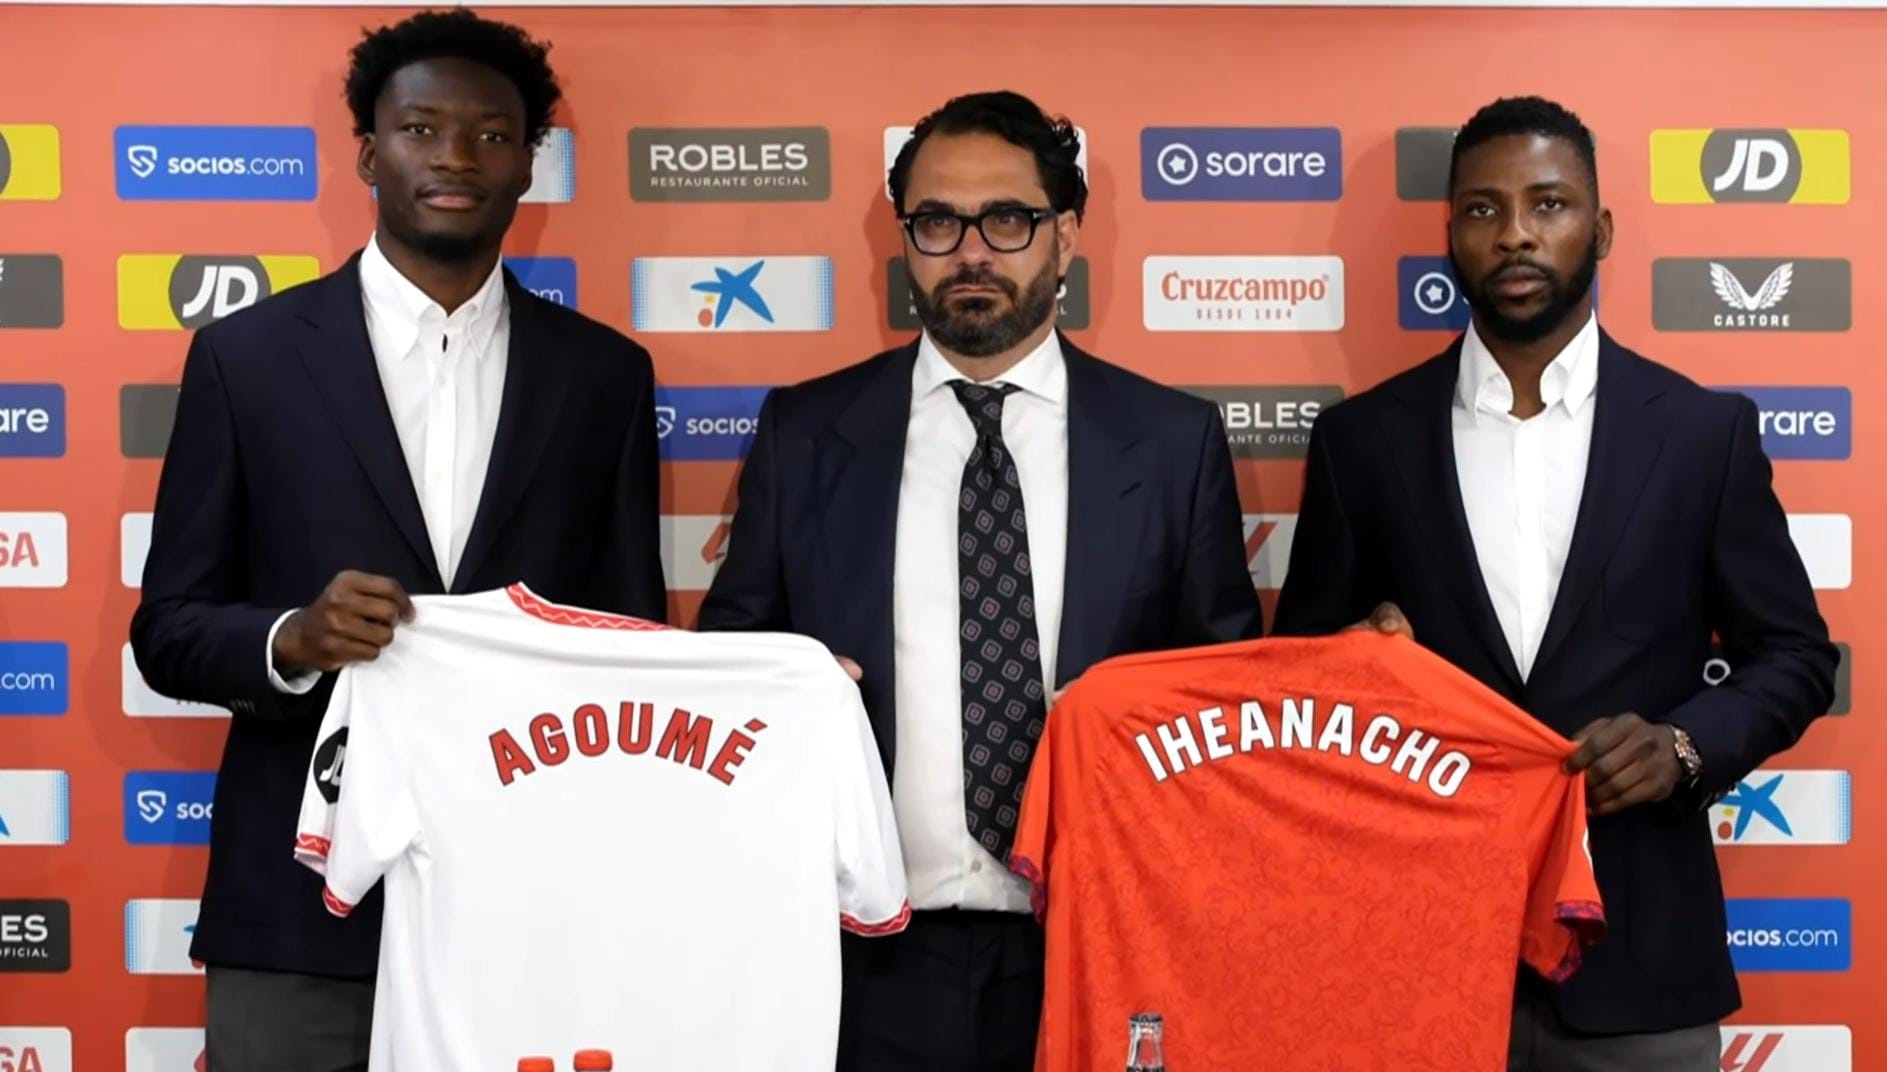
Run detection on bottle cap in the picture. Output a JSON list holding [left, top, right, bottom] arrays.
[[573, 1051, 614, 1071], [1131, 1012, 1163, 1025], [517, 1060, 555, 1072]]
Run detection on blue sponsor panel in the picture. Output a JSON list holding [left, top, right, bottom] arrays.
[[115, 125, 317, 201], [1142, 127, 1343, 202], [1724, 898, 1851, 971], [123, 771, 217, 845], [1716, 386, 1850, 460], [653, 387, 772, 461]]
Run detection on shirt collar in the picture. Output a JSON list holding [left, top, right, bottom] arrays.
[[912, 329, 1068, 409], [359, 232, 508, 362], [1455, 311, 1600, 423]]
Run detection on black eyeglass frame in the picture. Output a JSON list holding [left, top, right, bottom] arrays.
[[899, 206, 1059, 256]]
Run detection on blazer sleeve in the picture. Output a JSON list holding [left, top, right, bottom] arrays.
[[697, 387, 792, 632], [593, 339, 668, 622], [1663, 394, 1839, 800], [1174, 402, 1265, 643], [1272, 414, 1371, 636], [129, 327, 299, 715]]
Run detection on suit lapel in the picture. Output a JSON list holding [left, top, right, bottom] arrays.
[[1055, 339, 1150, 685], [1383, 343, 1525, 693], [292, 254, 441, 589], [1531, 333, 1670, 676], [818, 345, 917, 742], [455, 277, 571, 592]]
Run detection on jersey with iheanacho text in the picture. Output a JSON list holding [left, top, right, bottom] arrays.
[[1010, 631, 1603, 1072], [294, 584, 908, 1072]]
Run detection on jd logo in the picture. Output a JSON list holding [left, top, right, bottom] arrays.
[[1703, 131, 1799, 202], [168, 256, 271, 329], [313, 727, 347, 804]]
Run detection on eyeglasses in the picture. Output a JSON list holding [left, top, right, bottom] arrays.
[[900, 207, 1056, 256]]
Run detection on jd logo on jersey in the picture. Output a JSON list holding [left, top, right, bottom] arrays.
[[1650, 129, 1849, 204], [0, 125, 61, 201], [312, 728, 347, 804], [118, 254, 320, 330]]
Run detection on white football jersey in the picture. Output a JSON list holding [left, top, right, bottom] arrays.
[[294, 584, 908, 1071]]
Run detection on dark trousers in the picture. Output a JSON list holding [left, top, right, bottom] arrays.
[[206, 965, 374, 1072], [1508, 970, 1719, 1072], [837, 908, 1045, 1072]]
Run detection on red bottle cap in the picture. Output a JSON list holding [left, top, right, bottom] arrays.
[[573, 1051, 614, 1071], [517, 1060, 555, 1072]]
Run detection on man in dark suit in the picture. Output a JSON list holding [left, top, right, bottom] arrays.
[[1274, 96, 1837, 1071], [129, 11, 664, 1070], [698, 91, 1262, 1072]]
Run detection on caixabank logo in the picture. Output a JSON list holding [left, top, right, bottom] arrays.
[[1650, 129, 1849, 204], [118, 254, 320, 330], [0, 125, 60, 201], [631, 257, 833, 333], [124, 899, 202, 975], [115, 125, 317, 201], [0, 770, 70, 847]]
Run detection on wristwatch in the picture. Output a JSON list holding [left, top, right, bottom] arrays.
[[1670, 726, 1703, 785]]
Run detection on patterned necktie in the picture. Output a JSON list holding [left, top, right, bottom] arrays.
[[948, 380, 1047, 864]]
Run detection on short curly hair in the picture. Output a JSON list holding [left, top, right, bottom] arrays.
[[1449, 95, 1598, 202], [887, 90, 1088, 222], [344, 8, 562, 148]]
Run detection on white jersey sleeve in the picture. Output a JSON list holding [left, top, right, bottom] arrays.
[[828, 677, 909, 936], [291, 662, 420, 918]]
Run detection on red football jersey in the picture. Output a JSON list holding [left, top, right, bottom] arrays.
[[1010, 631, 1603, 1072]]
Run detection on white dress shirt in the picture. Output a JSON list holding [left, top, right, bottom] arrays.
[[1452, 312, 1599, 682], [267, 234, 511, 693], [892, 331, 1069, 912]]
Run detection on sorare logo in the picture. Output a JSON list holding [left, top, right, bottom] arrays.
[[1723, 898, 1851, 971], [0, 642, 66, 716], [0, 770, 71, 846], [654, 387, 771, 461], [1399, 256, 1471, 331], [1711, 769, 1851, 846], [1715, 387, 1850, 460], [1142, 127, 1341, 201], [123, 772, 216, 846], [1651, 129, 1849, 204], [115, 126, 317, 201], [0, 385, 64, 458], [504, 257, 577, 309]]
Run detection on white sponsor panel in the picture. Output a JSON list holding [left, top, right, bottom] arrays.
[[1712, 769, 1851, 845], [1242, 513, 1297, 590], [0, 513, 67, 588], [124, 899, 202, 975], [124, 1027, 206, 1072], [1785, 513, 1850, 589], [520, 127, 574, 203], [882, 124, 1090, 201], [1719, 1024, 1851, 1071], [630, 256, 833, 333], [660, 514, 732, 592], [122, 643, 229, 719], [1143, 256, 1345, 332], [0, 770, 70, 846], [122, 511, 153, 588], [0, 1027, 72, 1072]]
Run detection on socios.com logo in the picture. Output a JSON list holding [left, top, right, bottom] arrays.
[[0, 642, 66, 717], [123, 772, 215, 845], [1650, 129, 1849, 204], [0, 124, 61, 201], [653, 387, 772, 461], [1724, 898, 1850, 971], [1141, 127, 1341, 202], [503, 256, 577, 309], [118, 254, 320, 330], [114, 125, 317, 201]]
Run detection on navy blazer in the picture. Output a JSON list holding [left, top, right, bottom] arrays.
[[696, 335, 1264, 781], [130, 253, 666, 978], [1273, 329, 1838, 1034]]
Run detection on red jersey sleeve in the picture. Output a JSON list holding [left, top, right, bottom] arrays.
[[1520, 771, 1606, 982], [1008, 688, 1066, 923]]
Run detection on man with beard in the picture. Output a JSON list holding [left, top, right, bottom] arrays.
[[131, 10, 665, 1067], [699, 90, 1263, 1071], [1274, 96, 1836, 1071]]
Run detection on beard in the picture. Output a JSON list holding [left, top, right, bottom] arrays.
[[909, 254, 1060, 358], [1451, 228, 1599, 344]]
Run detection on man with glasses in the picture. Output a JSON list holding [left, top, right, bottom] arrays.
[[699, 90, 1262, 1071]]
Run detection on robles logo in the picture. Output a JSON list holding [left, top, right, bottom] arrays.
[[1144, 257, 1344, 332]]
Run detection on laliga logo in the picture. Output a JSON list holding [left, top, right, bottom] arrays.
[[126, 144, 159, 179], [136, 789, 167, 824]]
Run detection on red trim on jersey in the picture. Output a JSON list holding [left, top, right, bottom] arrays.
[[322, 886, 355, 919], [840, 900, 912, 937], [1545, 899, 1607, 983], [506, 583, 671, 631], [295, 833, 331, 860], [1009, 855, 1047, 923]]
